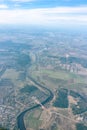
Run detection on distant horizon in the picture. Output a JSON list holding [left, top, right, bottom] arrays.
[[0, 24, 87, 34], [0, 0, 87, 28]]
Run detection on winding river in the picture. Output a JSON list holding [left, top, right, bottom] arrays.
[[17, 76, 54, 130]]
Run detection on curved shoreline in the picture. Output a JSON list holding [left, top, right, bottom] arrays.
[[17, 76, 54, 130]]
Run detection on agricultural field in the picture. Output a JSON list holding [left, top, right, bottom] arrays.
[[0, 30, 87, 130]]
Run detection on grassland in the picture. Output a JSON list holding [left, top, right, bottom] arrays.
[[30, 67, 87, 91], [24, 109, 42, 130], [1, 69, 19, 80], [40, 69, 87, 84]]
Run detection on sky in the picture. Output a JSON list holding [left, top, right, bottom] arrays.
[[0, 0, 87, 28]]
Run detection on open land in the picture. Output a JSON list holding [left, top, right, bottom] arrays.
[[0, 29, 87, 130]]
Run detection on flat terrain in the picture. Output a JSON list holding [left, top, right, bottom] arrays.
[[0, 30, 87, 130]]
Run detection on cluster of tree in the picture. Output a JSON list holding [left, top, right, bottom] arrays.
[[72, 100, 87, 115], [70, 90, 83, 99], [70, 90, 87, 115], [76, 123, 87, 130], [0, 127, 8, 130], [53, 88, 68, 108], [20, 85, 38, 94], [17, 53, 31, 68]]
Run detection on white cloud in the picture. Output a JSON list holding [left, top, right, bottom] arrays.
[[41, 6, 87, 14], [0, 4, 8, 9], [0, 6, 87, 26]]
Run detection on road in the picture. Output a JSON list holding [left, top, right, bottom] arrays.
[[17, 76, 54, 130]]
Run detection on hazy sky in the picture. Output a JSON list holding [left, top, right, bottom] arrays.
[[0, 0, 87, 28]]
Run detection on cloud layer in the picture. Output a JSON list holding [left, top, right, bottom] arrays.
[[0, 6, 87, 27], [0, 4, 8, 9]]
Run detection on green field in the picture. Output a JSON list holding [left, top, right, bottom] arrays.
[[24, 109, 42, 129], [32, 69, 87, 84]]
